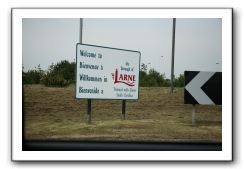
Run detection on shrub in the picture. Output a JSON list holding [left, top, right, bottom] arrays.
[[173, 74, 184, 87], [23, 65, 44, 84], [42, 73, 70, 87], [139, 63, 183, 87], [41, 60, 75, 87]]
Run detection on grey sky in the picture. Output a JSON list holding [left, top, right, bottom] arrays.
[[23, 18, 222, 78]]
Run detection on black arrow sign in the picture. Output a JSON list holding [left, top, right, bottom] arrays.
[[184, 71, 222, 105]]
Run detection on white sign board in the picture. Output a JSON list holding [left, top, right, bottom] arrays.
[[76, 44, 141, 100]]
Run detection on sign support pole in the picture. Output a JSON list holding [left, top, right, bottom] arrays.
[[192, 104, 196, 125], [79, 18, 92, 124], [79, 18, 83, 43], [170, 18, 176, 94], [122, 100, 126, 120], [87, 99, 92, 124]]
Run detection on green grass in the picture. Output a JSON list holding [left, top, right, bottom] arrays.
[[24, 84, 222, 142]]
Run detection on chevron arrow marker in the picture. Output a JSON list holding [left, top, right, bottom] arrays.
[[185, 72, 215, 105]]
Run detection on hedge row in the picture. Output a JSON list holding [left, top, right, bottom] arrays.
[[23, 61, 184, 87]]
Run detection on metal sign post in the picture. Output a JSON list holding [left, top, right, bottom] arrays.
[[192, 104, 196, 125], [122, 100, 126, 120], [79, 18, 83, 43], [87, 99, 92, 124], [80, 18, 92, 124], [170, 18, 176, 94]]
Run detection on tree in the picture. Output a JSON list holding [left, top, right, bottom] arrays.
[[23, 64, 44, 84], [139, 70, 148, 87], [41, 60, 75, 87], [139, 65, 170, 87], [140, 63, 147, 72], [148, 69, 165, 86], [173, 74, 184, 87]]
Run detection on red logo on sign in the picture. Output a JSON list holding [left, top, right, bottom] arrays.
[[112, 69, 136, 87]]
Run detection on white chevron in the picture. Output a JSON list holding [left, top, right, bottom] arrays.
[[185, 72, 215, 105]]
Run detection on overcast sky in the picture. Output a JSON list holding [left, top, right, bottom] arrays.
[[23, 18, 222, 78]]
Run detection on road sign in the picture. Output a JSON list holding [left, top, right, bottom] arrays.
[[76, 44, 141, 100], [184, 71, 222, 105]]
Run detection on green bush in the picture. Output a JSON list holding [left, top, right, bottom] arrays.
[[41, 60, 75, 87], [42, 73, 70, 87], [23, 65, 44, 84], [139, 63, 183, 87], [173, 74, 184, 87], [23, 61, 184, 88], [139, 66, 170, 87], [23, 61, 75, 87]]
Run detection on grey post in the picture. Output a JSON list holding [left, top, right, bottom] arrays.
[[170, 18, 176, 94], [122, 100, 126, 120], [192, 104, 196, 125], [87, 99, 92, 124], [79, 18, 83, 43], [80, 18, 91, 124]]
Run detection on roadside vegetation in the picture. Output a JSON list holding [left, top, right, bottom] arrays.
[[23, 61, 184, 87], [23, 60, 221, 142], [24, 85, 222, 141]]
